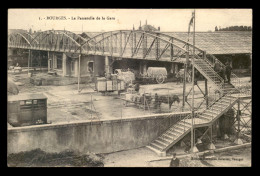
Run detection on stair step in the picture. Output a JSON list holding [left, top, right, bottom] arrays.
[[223, 95, 235, 100], [211, 106, 223, 111], [205, 109, 219, 115], [174, 125, 185, 131], [162, 133, 174, 140], [222, 97, 236, 102], [146, 145, 162, 154], [216, 100, 230, 105], [158, 136, 173, 144], [172, 128, 185, 134], [201, 112, 215, 119], [199, 115, 211, 121], [223, 88, 236, 91], [219, 99, 232, 104], [165, 130, 179, 137], [199, 114, 212, 120], [224, 85, 234, 88], [176, 122, 191, 129], [154, 139, 168, 147], [168, 128, 182, 135], [150, 142, 164, 150], [213, 104, 226, 109], [179, 120, 192, 126], [195, 118, 210, 124]]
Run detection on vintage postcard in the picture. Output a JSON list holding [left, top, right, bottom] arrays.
[[7, 8, 252, 167]]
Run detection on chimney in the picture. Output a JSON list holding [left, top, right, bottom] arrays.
[[146, 20, 147, 25], [133, 24, 135, 30], [158, 26, 160, 31], [139, 21, 142, 30]]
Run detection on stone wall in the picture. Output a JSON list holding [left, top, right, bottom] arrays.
[[8, 112, 190, 155]]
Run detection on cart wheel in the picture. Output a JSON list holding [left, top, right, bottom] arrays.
[[124, 76, 132, 84], [156, 74, 165, 84], [187, 76, 192, 83]]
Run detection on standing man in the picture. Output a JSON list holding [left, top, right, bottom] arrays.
[[194, 69, 200, 85], [169, 153, 180, 167], [134, 82, 140, 92], [214, 62, 221, 73], [219, 66, 226, 82], [225, 62, 232, 84]]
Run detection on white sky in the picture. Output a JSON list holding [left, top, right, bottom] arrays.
[[8, 8, 252, 32]]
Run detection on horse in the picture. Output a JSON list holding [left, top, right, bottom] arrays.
[[154, 93, 180, 110]]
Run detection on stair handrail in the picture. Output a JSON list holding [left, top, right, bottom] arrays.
[[194, 89, 237, 124], [193, 54, 224, 94], [195, 54, 224, 82], [194, 54, 225, 84], [204, 54, 241, 92]]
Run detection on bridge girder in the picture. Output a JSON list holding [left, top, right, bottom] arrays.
[[8, 29, 206, 62]]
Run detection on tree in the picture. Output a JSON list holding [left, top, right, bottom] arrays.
[[215, 26, 218, 31]]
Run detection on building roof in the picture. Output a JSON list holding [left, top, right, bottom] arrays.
[[8, 29, 28, 35], [8, 93, 47, 102], [163, 31, 252, 55], [82, 31, 252, 55]]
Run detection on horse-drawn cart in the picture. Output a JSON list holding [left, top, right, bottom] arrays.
[[120, 90, 180, 111], [176, 69, 192, 83], [138, 67, 167, 84], [119, 88, 153, 109]]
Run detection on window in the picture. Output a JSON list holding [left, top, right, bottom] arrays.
[[57, 57, 62, 69], [25, 100, 32, 105], [33, 100, 38, 104], [71, 61, 74, 71], [88, 61, 94, 73], [49, 59, 52, 69], [20, 101, 25, 105]]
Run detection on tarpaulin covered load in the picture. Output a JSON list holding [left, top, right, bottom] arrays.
[[115, 69, 135, 83], [147, 67, 167, 78]]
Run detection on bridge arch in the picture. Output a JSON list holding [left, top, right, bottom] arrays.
[[73, 30, 209, 62], [8, 32, 32, 48]]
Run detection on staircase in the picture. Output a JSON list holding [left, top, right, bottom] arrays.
[[147, 53, 241, 156]]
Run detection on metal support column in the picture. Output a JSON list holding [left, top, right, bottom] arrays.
[[78, 54, 81, 93], [170, 38, 174, 61], [208, 125, 216, 149], [28, 49, 31, 75], [205, 79, 209, 107], [39, 51, 42, 72], [234, 98, 243, 144], [78, 46, 82, 93]]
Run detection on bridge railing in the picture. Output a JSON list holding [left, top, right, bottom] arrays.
[[193, 54, 225, 93], [204, 54, 241, 92]]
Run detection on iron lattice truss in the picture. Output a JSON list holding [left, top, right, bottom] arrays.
[[9, 29, 248, 94], [8, 30, 207, 62]]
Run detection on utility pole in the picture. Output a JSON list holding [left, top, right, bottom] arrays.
[[183, 48, 188, 110], [190, 10, 198, 153]]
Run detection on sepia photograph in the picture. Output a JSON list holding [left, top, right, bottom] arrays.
[[7, 8, 252, 167]]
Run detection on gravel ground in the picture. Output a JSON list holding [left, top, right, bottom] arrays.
[[103, 144, 251, 167], [9, 72, 250, 124]]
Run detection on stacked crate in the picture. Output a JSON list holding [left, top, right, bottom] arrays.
[[97, 77, 106, 92]]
